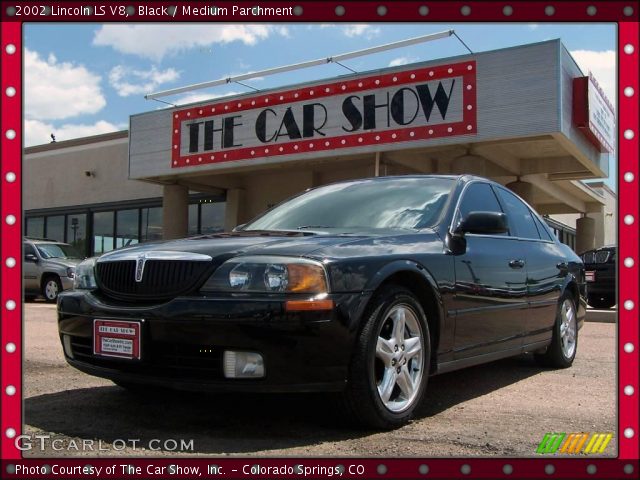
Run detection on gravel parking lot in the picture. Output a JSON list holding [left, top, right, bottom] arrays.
[[23, 301, 616, 458]]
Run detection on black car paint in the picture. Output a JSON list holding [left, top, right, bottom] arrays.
[[58, 175, 586, 392]]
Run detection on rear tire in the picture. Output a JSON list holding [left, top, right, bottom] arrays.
[[587, 294, 615, 310], [42, 275, 62, 303], [535, 292, 578, 368], [341, 285, 431, 429]]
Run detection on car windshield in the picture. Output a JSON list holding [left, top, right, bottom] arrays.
[[244, 177, 454, 232], [36, 243, 82, 259]]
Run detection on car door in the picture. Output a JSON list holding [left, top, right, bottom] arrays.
[[495, 187, 564, 345], [451, 182, 529, 359], [23, 243, 40, 292]]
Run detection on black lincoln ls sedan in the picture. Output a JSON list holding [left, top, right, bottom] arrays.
[[58, 175, 585, 428]]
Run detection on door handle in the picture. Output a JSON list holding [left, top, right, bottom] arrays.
[[509, 259, 525, 269]]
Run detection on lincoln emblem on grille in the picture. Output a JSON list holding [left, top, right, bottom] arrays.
[[135, 253, 148, 282]]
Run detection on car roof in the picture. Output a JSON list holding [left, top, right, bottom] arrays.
[[24, 237, 70, 245]]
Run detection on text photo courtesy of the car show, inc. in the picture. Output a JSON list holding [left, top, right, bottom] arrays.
[[1, 3, 638, 480]]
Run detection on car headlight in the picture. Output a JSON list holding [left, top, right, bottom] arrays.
[[73, 258, 97, 290], [201, 256, 329, 294], [66, 267, 76, 279]]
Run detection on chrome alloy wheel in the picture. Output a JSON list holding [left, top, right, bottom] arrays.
[[560, 299, 577, 359], [375, 304, 424, 413], [44, 279, 59, 301]]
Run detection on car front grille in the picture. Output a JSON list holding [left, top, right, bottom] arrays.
[[582, 251, 612, 264], [96, 260, 213, 301]]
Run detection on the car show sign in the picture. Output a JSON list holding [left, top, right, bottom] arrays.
[[171, 61, 477, 168], [572, 73, 615, 154]]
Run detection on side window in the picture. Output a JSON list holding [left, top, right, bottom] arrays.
[[24, 243, 37, 258], [457, 182, 508, 235], [533, 215, 554, 241], [495, 187, 541, 240]]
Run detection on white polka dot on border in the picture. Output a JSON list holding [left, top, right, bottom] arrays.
[[624, 257, 634, 268], [5, 385, 16, 396], [624, 87, 635, 97], [5, 300, 16, 311], [6, 257, 16, 268], [545, 464, 555, 475], [5, 44, 16, 54], [624, 215, 634, 225], [623, 428, 634, 438], [5, 343, 16, 353], [503, 6, 513, 16], [586, 6, 597, 16], [5, 171, 16, 183], [5, 86, 16, 97], [624, 385, 634, 396], [624, 172, 635, 182], [624, 129, 635, 140], [624, 300, 634, 310], [544, 5, 555, 15], [5, 428, 16, 439], [5, 129, 16, 140], [461, 5, 471, 15], [503, 464, 513, 475], [624, 44, 635, 55], [624, 464, 634, 474], [5, 214, 16, 225], [624, 343, 635, 353]]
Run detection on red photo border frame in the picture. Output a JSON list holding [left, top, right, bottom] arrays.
[[1, 2, 638, 478], [171, 61, 477, 168]]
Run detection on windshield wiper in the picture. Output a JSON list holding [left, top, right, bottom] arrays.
[[296, 225, 333, 230]]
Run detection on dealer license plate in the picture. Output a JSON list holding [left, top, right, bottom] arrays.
[[585, 271, 596, 282], [93, 319, 141, 360]]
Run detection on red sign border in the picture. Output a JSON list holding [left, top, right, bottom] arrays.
[[0, 1, 637, 476], [171, 61, 477, 168], [93, 319, 142, 360]]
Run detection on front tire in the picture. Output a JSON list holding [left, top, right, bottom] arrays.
[[342, 286, 431, 429], [42, 275, 62, 303], [535, 292, 578, 368]]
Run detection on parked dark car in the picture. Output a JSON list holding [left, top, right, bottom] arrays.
[[581, 245, 616, 309], [58, 175, 586, 428]]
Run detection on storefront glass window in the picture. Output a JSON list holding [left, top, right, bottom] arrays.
[[46, 215, 65, 242], [188, 204, 199, 236], [26, 217, 44, 238], [141, 207, 163, 242], [200, 202, 225, 234], [116, 209, 139, 249], [67, 214, 87, 256], [93, 211, 115, 254]]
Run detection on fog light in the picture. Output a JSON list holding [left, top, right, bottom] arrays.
[[223, 351, 264, 378], [62, 335, 74, 359]]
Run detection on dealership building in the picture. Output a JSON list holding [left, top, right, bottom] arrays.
[[24, 40, 616, 257]]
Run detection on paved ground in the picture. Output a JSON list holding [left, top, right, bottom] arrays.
[[22, 301, 616, 458]]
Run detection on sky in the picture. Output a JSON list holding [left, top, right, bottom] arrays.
[[23, 22, 617, 187]]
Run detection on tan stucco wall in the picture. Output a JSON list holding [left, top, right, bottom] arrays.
[[24, 139, 163, 211], [550, 183, 616, 247]]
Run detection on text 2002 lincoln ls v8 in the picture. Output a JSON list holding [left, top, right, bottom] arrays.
[[58, 175, 585, 428]]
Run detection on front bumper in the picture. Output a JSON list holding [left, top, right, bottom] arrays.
[[61, 276, 75, 291], [58, 290, 367, 393]]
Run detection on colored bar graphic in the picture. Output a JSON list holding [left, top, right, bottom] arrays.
[[538, 433, 614, 455]]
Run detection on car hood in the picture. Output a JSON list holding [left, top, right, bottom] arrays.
[[96, 230, 402, 262], [45, 258, 83, 269]]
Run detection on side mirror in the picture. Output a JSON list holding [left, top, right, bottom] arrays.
[[454, 211, 508, 235], [25, 253, 39, 262]]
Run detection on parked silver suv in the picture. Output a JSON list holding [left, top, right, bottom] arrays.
[[23, 238, 84, 302]]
